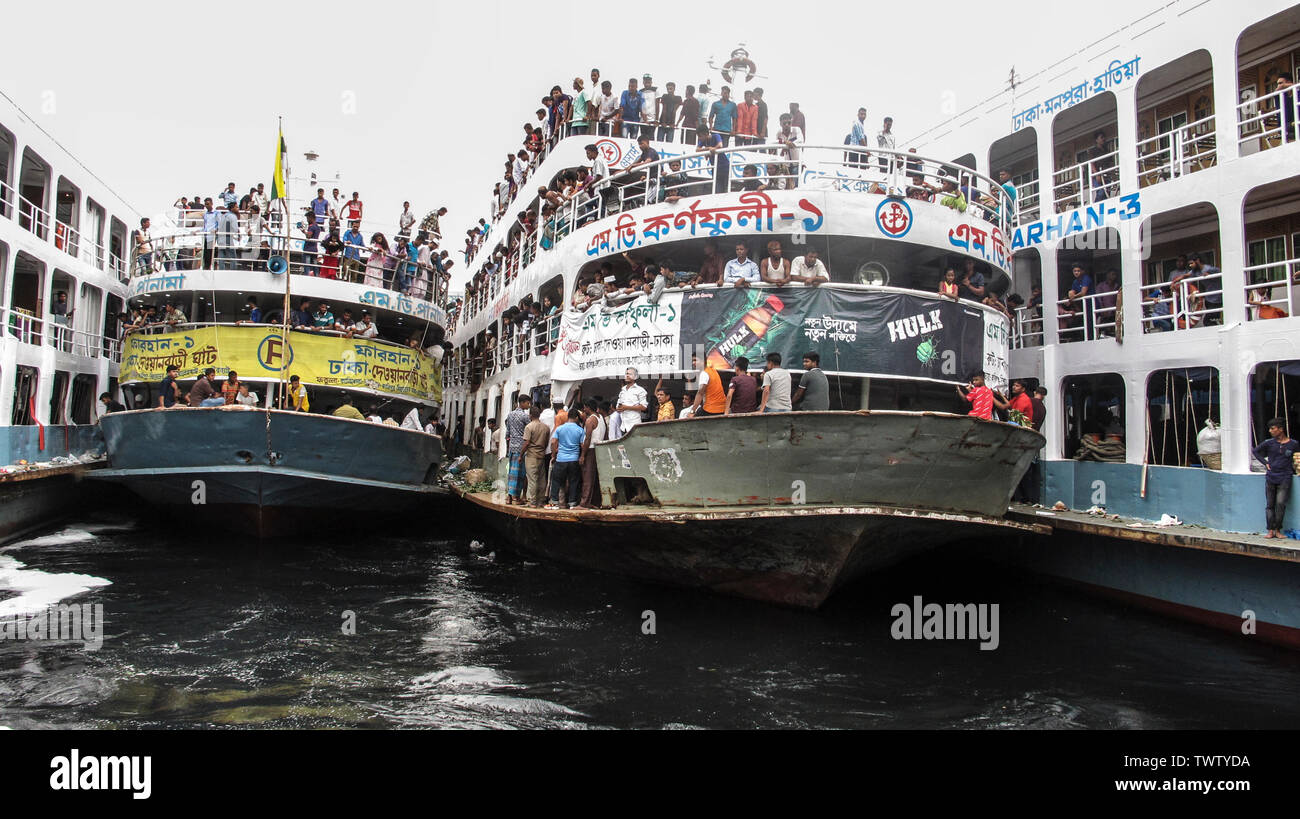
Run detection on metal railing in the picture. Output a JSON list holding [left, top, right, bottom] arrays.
[[1012, 305, 1043, 349], [1016, 178, 1040, 223], [17, 193, 51, 240], [133, 213, 452, 308], [1137, 114, 1217, 187], [458, 142, 1016, 326], [0, 304, 118, 361], [1052, 148, 1119, 210], [1138, 270, 1224, 333], [0, 178, 14, 220], [1243, 256, 1299, 322], [1237, 83, 1300, 152], [1055, 288, 1120, 342]]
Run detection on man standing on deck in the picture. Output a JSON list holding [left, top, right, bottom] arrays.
[[709, 86, 738, 146], [578, 398, 606, 508], [723, 242, 761, 288], [619, 78, 645, 140], [758, 353, 792, 413], [1253, 418, 1300, 539], [793, 352, 830, 411], [616, 368, 649, 436], [546, 412, 586, 510], [522, 406, 549, 508], [957, 373, 994, 420], [504, 395, 532, 505], [725, 356, 759, 415]]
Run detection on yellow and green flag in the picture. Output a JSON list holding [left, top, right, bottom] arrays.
[[271, 128, 287, 201]]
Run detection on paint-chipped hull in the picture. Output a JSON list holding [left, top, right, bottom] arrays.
[[459, 491, 1048, 607], [600, 411, 1044, 518], [94, 408, 443, 538]]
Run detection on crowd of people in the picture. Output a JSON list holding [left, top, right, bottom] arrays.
[[141, 364, 442, 433], [130, 184, 456, 306]]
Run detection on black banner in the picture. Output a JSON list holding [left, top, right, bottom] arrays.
[[679, 287, 989, 382]]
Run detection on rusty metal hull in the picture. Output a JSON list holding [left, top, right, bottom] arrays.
[[458, 491, 1048, 608], [598, 411, 1044, 518]]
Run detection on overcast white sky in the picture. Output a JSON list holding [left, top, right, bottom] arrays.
[[10, 0, 1156, 288]]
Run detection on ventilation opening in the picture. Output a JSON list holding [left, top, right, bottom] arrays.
[[614, 477, 657, 506]]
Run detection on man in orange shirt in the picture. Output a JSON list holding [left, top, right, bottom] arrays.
[[689, 353, 728, 417]]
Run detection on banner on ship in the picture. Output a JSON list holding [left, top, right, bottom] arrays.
[[551, 287, 1008, 388], [120, 327, 442, 403], [552, 293, 684, 381]]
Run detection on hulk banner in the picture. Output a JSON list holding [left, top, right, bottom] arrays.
[[552, 287, 1006, 389], [120, 326, 442, 403]]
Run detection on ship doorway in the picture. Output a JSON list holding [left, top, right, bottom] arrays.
[[1010, 247, 1042, 348], [1140, 202, 1221, 331], [1056, 228, 1122, 343], [1249, 361, 1300, 448], [11, 366, 38, 425], [1061, 372, 1125, 462], [1146, 367, 1220, 468], [0, 125, 13, 219], [1051, 91, 1118, 211], [69, 374, 96, 424], [10, 251, 45, 345], [988, 128, 1039, 223], [48, 371, 70, 424], [1243, 178, 1300, 322]]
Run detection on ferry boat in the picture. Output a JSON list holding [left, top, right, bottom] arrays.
[[902, 0, 1300, 645], [441, 57, 1047, 605], [90, 149, 449, 537], [0, 93, 134, 537]]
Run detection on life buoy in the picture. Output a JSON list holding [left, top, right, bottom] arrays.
[[55, 221, 66, 250], [722, 58, 757, 84]]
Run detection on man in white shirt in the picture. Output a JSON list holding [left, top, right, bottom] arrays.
[[352, 310, 379, 339], [539, 401, 558, 455], [723, 242, 761, 288], [790, 248, 830, 286], [759, 352, 793, 413], [401, 407, 422, 430], [616, 367, 649, 435], [252, 183, 270, 214], [512, 150, 529, 190], [398, 202, 415, 238], [594, 80, 618, 136]]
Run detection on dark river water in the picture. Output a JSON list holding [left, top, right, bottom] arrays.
[[1, 514, 1298, 730]]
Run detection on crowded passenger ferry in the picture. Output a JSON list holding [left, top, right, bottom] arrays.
[[91, 144, 452, 536]]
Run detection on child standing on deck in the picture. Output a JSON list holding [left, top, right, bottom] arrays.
[[1253, 418, 1300, 539]]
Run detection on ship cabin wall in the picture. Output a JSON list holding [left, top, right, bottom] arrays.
[[0, 102, 133, 443], [950, 0, 1300, 530]]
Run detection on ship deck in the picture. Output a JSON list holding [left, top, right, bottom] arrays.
[[1007, 503, 1300, 562], [455, 486, 1051, 533]]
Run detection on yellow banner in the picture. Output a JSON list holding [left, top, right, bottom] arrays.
[[120, 327, 442, 403]]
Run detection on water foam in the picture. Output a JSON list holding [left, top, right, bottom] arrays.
[[3, 529, 98, 551], [0, 554, 111, 617]]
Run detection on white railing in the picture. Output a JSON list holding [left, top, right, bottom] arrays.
[[1012, 305, 1043, 349], [54, 218, 81, 259], [135, 213, 452, 308], [1243, 256, 1299, 322], [1136, 113, 1217, 186], [458, 142, 1016, 327], [0, 304, 117, 361], [1237, 83, 1300, 151], [1016, 178, 1040, 223], [1052, 148, 1119, 211], [0, 179, 14, 220], [1055, 288, 1120, 342], [1138, 270, 1225, 333], [17, 193, 51, 240]]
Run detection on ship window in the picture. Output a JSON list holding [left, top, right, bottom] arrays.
[[1061, 373, 1125, 462], [11, 366, 38, 425], [1146, 368, 1219, 468], [69, 374, 97, 424]]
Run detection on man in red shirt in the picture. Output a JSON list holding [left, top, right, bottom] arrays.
[[1007, 380, 1033, 422], [736, 90, 760, 146], [957, 373, 995, 420]]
